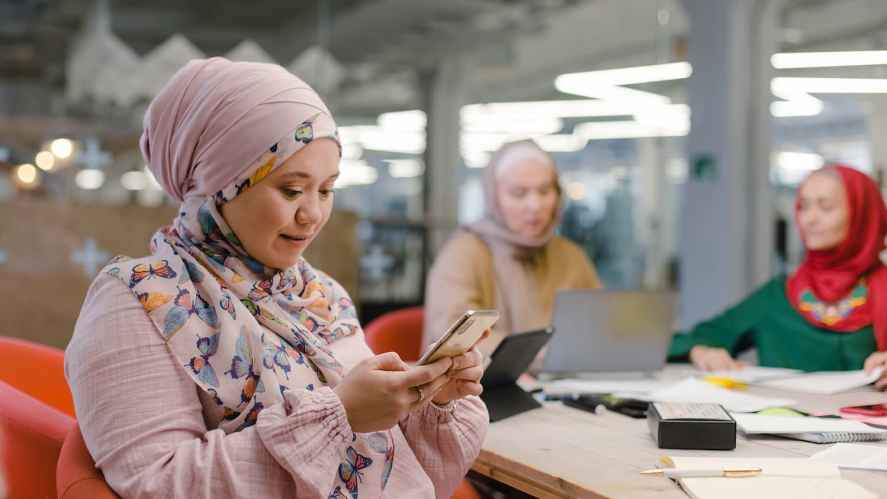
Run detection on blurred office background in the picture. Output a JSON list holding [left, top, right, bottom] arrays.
[[2, 0, 885, 347]]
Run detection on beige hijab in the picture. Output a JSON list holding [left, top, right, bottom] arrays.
[[466, 139, 563, 336]]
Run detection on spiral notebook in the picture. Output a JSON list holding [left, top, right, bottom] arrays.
[[732, 413, 887, 444]]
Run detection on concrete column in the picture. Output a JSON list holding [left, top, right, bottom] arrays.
[[679, 0, 783, 327], [867, 96, 887, 195], [420, 55, 466, 258], [638, 137, 669, 289]]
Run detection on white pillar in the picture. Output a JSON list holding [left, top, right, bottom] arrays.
[[421, 55, 466, 256], [679, 0, 783, 327], [638, 137, 668, 289], [868, 96, 887, 197]]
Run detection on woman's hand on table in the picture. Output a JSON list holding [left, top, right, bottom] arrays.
[[689, 345, 746, 371]]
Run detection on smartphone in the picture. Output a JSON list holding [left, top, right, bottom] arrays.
[[416, 309, 499, 366], [839, 403, 887, 417]]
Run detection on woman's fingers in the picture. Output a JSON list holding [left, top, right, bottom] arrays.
[[449, 365, 484, 382], [455, 381, 483, 397], [449, 349, 483, 372], [865, 352, 887, 373], [411, 374, 451, 409], [400, 356, 452, 387]]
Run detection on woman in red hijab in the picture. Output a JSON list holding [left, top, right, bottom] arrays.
[[668, 165, 887, 388]]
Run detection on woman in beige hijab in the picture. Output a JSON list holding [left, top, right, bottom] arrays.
[[423, 139, 601, 359]]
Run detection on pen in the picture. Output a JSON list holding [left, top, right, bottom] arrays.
[[640, 467, 762, 478]]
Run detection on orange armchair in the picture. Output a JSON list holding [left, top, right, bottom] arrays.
[[0, 380, 74, 499], [363, 306, 425, 362], [363, 307, 482, 499], [0, 337, 75, 416], [56, 423, 119, 499]]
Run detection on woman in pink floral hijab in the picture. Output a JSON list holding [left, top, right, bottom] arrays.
[[66, 58, 488, 499]]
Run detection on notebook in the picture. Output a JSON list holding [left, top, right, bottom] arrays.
[[645, 378, 795, 413], [759, 367, 883, 395], [732, 413, 887, 444], [659, 456, 877, 499], [810, 443, 887, 471]]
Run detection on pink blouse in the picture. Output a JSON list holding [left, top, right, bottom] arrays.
[[66, 274, 488, 498]]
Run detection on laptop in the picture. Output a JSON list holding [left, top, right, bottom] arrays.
[[541, 289, 675, 377]]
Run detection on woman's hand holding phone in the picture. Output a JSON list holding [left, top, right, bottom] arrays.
[[431, 329, 491, 405]]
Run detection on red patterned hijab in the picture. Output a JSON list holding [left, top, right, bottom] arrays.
[[786, 165, 887, 350]]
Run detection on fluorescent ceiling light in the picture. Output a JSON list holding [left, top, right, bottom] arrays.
[[341, 143, 363, 160], [770, 79, 824, 117], [377, 110, 426, 131], [555, 62, 692, 87], [574, 120, 688, 140], [338, 126, 425, 154], [386, 159, 424, 178], [462, 150, 491, 169], [772, 51, 887, 69], [556, 81, 671, 103], [463, 100, 643, 119], [773, 77, 887, 93], [534, 134, 587, 152], [633, 103, 690, 128], [336, 159, 378, 188], [462, 116, 563, 135], [772, 151, 824, 185]]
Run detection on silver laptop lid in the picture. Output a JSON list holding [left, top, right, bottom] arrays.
[[542, 289, 676, 375]]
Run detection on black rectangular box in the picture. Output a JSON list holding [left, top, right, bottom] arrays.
[[647, 402, 736, 450]]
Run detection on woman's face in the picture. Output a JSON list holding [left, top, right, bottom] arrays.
[[495, 158, 559, 240], [221, 139, 339, 270], [797, 172, 850, 251]]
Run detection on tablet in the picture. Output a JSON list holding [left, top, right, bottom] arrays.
[[481, 328, 553, 388]]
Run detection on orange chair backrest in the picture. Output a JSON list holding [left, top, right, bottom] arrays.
[[0, 381, 74, 499], [0, 337, 75, 416], [362, 307, 424, 361], [56, 423, 120, 499]]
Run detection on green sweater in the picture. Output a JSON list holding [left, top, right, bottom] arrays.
[[668, 275, 877, 371]]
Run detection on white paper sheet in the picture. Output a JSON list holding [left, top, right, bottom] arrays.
[[811, 443, 887, 471], [646, 378, 795, 412], [760, 368, 883, 395], [541, 379, 669, 396], [701, 366, 802, 383]]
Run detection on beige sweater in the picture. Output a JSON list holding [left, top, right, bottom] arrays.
[[423, 230, 601, 357]]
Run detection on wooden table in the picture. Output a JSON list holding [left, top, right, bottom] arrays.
[[472, 377, 887, 498]]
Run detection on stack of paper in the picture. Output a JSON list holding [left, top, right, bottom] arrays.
[[701, 366, 802, 383], [810, 443, 887, 471], [659, 456, 877, 499], [646, 378, 795, 413], [760, 368, 883, 395], [541, 379, 668, 397], [732, 413, 887, 443]]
